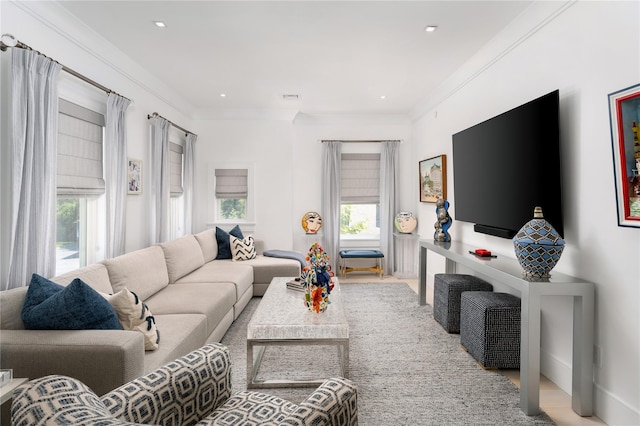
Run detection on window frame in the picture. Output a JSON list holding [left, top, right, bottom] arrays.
[[339, 152, 381, 246], [55, 76, 107, 275], [208, 163, 255, 227]]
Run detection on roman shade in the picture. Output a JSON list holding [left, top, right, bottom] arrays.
[[169, 142, 183, 196], [57, 99, 105, 196], [341, 153, 380, 204], [215, 169, 248, 199]]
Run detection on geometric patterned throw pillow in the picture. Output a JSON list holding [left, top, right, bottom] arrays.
[[101, 288, 160, 351], [230, 235, 257, 261]]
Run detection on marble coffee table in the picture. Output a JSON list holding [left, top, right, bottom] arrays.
[[246, 276, 349, 389]]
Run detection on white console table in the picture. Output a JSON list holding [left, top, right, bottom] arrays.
[[418, 239, 594, 417]]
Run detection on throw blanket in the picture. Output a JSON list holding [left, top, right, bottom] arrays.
[[263, 250, 307, 268]]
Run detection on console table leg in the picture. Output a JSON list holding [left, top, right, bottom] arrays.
[[419, 246, 427, 305], [572, 292, 594, 416], [520, 291, 541, 415]]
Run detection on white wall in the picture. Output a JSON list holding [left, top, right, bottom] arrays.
[[413, 2, 639, 424], [191, 118, 296, 249], [0, 0, 195, 270], [190, 113, 414, 253], [290, 113, 414, 253]]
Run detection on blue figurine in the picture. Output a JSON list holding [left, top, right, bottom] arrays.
[[434, 199, 452, 242]]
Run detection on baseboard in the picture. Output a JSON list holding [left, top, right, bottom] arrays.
[[541, 348, 640, 425], [594, 382, 640, 425], [540, 348, 572, 394]]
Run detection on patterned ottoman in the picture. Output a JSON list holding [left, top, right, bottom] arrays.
[[433, 274, 493, 333], [460, 291, 521, 369]]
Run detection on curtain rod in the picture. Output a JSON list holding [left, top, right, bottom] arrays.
[[0, 34, 132, 102], [320, 140, 402, 143], [147, 112, 195, 137]]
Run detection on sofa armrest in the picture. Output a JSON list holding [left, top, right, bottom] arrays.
[[281, 377, 358, 426], [102, 343, 232, 425], [0, 329, 145, 396], [12, 375, 141, 425]]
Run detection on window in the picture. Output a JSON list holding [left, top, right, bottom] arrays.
[[340, 153, 380, 241], [169, 142, 184, 197], [55, 100, 106, 275], [214, 168, 249, 221], [169, 137, 185, 240]]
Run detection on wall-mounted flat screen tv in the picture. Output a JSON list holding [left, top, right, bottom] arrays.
[[452, 89, 563, 239]]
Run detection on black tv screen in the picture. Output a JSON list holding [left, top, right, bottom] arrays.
[[452, 90, 563, 239]]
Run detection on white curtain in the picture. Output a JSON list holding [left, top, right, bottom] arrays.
[[380, 141, 400, 275], [105, 93, 131, 258], [183, 133, 197, 234], [7, 48, 62, 289], [321, 141, 342, 272], [150, 117, 170, 244]]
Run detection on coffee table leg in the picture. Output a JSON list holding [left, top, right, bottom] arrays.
[[342, 341, 349, 379], [247, 341, 267, 389]]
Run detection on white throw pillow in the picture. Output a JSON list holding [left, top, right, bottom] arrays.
[[101, 288, 160, 351], [230, 235, 257, 261]]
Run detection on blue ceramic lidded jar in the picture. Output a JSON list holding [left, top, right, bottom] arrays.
[[513, 207, 565, 278]]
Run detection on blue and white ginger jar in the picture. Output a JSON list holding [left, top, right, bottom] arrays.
[[513, 207, 565, 278]]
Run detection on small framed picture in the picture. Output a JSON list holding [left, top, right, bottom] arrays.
[[608, 83, 640, 227], [419, 155, 446, 203], [128, 159, 142, 194]]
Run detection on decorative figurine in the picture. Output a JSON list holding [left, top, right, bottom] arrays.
[[301, 211, 323, 234], [394, 211, 418, 233], [434, 199, 452, 242]]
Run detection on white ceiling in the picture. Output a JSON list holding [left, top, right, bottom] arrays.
[[57, 1, 532, 116]]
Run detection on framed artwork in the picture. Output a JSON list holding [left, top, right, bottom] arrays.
[[128, 159, 142, 194], [608, 83, 640, 227], [419, 155, 446, 203]]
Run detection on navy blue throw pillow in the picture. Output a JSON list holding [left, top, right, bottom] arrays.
[[22, 274, 122, 330], [215, 225, 243, 260]]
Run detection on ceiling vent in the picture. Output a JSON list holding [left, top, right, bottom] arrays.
[[282, 94, 300, 100]]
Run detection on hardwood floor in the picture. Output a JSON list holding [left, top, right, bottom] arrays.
[[338, 273, 607, 426]]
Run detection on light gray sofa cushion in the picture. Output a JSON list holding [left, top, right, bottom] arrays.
[[141, 314, 208, 374], [194, 229, 218, 262], [174, 262, 253, 302], [238, 255, 301, 284], [145, 283, 236, 338], [103, 246, 169, 300], [50, 264, 113, 294], [160, 234, 205, 283]]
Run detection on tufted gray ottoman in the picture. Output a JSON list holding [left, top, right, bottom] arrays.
[[460, 291, 521, 369], [434, 274, 493, 333]]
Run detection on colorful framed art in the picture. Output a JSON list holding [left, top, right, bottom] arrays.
[[608, 83, 640, 227], [419, 154, 446, 203]]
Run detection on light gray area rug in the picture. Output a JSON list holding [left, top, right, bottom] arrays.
[[221, 282, 556, 425]]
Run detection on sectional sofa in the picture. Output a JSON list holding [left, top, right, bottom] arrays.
[[0, 228, 301, 396]]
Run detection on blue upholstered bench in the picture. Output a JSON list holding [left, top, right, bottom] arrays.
[[338, 250, 384, 278]]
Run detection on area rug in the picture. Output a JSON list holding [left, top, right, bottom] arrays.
[[221, 282, 556, 425]]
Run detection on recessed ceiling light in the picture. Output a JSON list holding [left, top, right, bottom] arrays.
[[154, 21, 166, 28], [220, 93, 226, 97], [380, 95, 386, 100], [425, 25, 438, 32]]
